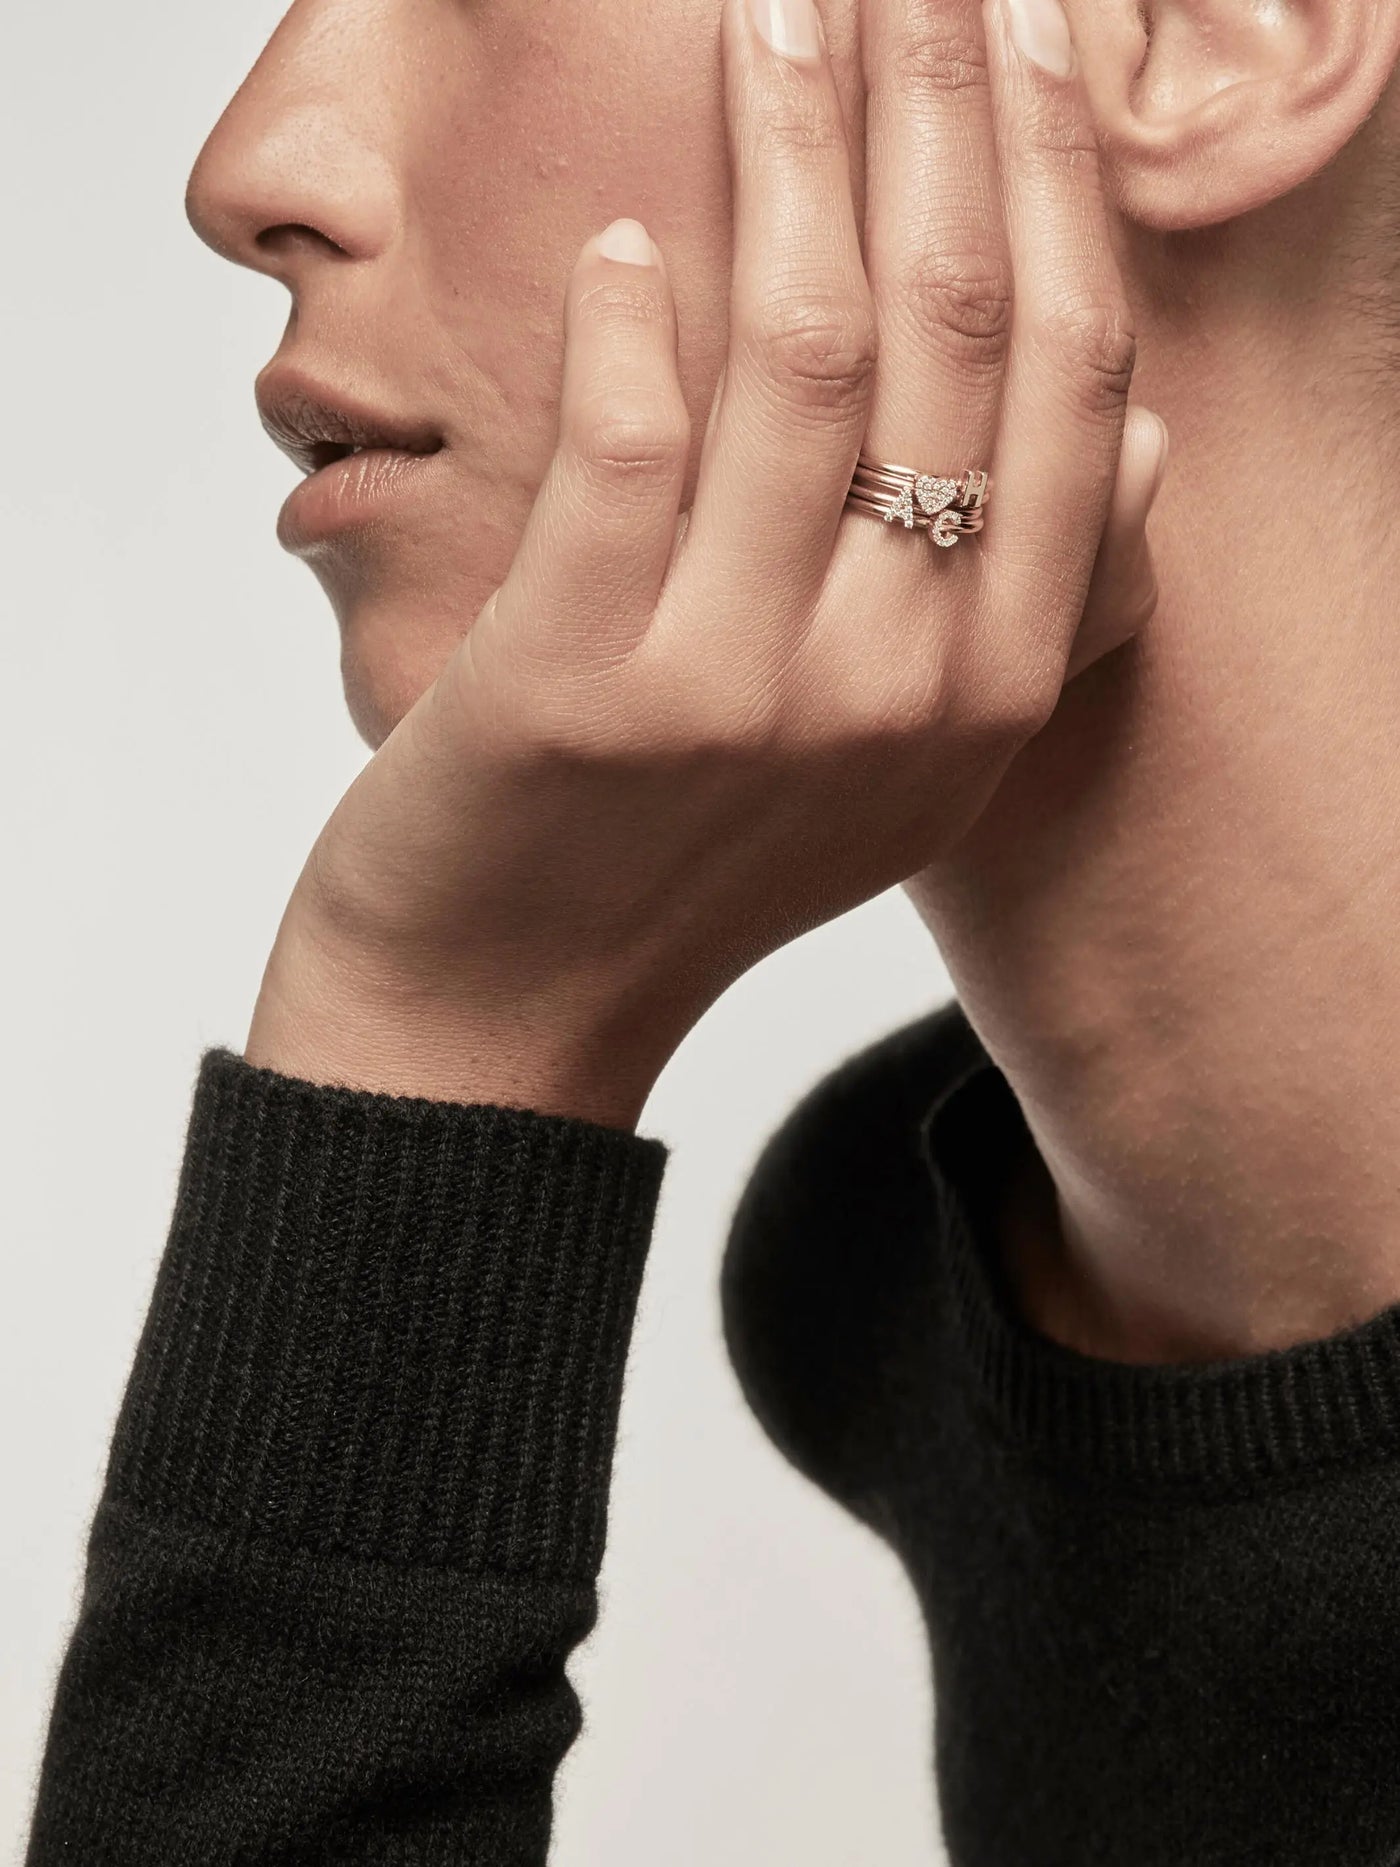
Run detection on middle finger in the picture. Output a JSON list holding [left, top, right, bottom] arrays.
[[857, 0, 1011, 511]]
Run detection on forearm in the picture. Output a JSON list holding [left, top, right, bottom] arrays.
[[29, 1503, 591, 1866]]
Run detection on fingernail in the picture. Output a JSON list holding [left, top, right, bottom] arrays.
[[749, 0, 824, 63], [1002, 0, 1076, 77], [596, 218, 656, 266]]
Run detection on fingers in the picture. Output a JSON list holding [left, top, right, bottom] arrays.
[[1064, 405, 1168, 682], [493, 220, 689, 659], [978, 0, 1139, 674], [677, 0, 875, 627], [858, 0, 1011, 478]]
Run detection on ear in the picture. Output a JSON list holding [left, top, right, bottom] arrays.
[[1069, 0, 1400, 228]]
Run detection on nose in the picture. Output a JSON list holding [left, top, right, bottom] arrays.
[[185, 11, 400, 287]]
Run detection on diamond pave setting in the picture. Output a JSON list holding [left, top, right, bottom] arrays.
[[880, 474, 964, 537], [853, 454, 988, 549], [916, 475, 959, 517]]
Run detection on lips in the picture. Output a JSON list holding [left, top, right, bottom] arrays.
[[256, 366, 446, 549], [257, 370, 444, 478]]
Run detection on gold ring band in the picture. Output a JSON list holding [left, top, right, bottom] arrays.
[[846, 452, 991, 548]]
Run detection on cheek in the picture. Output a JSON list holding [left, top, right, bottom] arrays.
[[336, 0, 736, 744], [424, 6, 733, 432]]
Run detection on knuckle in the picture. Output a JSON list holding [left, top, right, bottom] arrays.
[[1028, 105, 1103, 171], [842, 682, 944, 753], [988, 542, 1083, 628], [764, 93, 848, 163], [506, 680, 630, 767], [888, 6, 990, 101], [746, 287, 879, 410], [998, 666, 1061, 741], [825, 680, 903, 753], [939, 600, 1063, 745], [674, 670, 787, 757], [812, 634, 956, 749], [1038, 295, 1138, 411], [570, 389, 691, 482], [894, 248, 1013, 368], [574, 272, 673, 330], [958, 661, 1059, 747]]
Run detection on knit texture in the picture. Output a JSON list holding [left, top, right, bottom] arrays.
[[26, 1008, 1400, 1864], [723, 999, 1400, 1866], [26, 1046, 665, 1865], [105, 1047, 663, 1577]]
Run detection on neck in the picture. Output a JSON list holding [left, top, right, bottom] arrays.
[[908, 204, 1400, 1362]]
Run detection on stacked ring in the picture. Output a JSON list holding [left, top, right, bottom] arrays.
[[846, 453, 991, 547]]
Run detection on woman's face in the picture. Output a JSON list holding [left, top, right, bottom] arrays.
[[187, 0, 766, 746]]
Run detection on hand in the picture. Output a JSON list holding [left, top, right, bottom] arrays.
[[247, 0, 1165, 1129]]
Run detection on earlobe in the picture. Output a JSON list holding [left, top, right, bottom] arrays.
[[1071, 0, 1400, 229]]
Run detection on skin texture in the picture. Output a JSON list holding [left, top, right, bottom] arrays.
[[206, 0, 1159, 1123], [189, 0, 738, 748], [187, 0, 1400, 1364], [911, 36, 1400, 1360]]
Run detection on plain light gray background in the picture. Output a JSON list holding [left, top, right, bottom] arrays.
[[2, 5, 956, 1861]]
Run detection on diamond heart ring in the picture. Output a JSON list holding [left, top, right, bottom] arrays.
[[846, 452, 990, 547]]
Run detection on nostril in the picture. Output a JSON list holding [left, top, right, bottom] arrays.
[[184, 86, 400, 278], [184, 137, 354, 274], [254, 222, 353, 262]]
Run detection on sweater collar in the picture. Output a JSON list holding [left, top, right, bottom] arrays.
[[917, 1001, 1400, 1495]]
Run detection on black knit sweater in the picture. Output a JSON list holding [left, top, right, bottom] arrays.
[[25, 999, 1400, 1863]]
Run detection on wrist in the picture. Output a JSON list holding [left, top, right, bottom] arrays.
[[245, 904, 669, 1131]]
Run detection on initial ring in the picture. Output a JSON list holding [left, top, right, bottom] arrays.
[[846, 452, 990, 547]]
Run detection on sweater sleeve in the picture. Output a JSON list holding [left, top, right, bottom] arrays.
[[24, 1045, 667, 1867]]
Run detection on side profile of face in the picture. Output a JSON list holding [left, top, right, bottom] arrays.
[[187, 0, 1400, 751], [187, 0, 772, 747]]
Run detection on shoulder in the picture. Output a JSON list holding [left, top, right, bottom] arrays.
[[720, 997, 989, 1519]]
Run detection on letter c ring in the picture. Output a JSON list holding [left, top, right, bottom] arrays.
[[845, 452, 990, 547]]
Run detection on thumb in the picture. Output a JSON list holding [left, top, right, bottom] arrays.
[[1064, 406, 1169, 684]]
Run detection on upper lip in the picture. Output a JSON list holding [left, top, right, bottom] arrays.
[[256, 366, 444, 477]]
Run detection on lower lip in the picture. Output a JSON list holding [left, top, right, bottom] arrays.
[[277, 447, 442, 550]]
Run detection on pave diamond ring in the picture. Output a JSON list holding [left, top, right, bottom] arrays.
[[845, 452, 990, 547]]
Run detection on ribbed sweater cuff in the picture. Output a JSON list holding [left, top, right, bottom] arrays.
[[105, 1047, 667, 1579], [923, 1037, 1400, 1496]]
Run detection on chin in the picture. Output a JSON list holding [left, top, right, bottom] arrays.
[[329, 599, 463, 749], [299, 469, 536, 749], [311, 575, 470, 747], [341, 656, 409, 752], [308, 545, 518, 753]]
